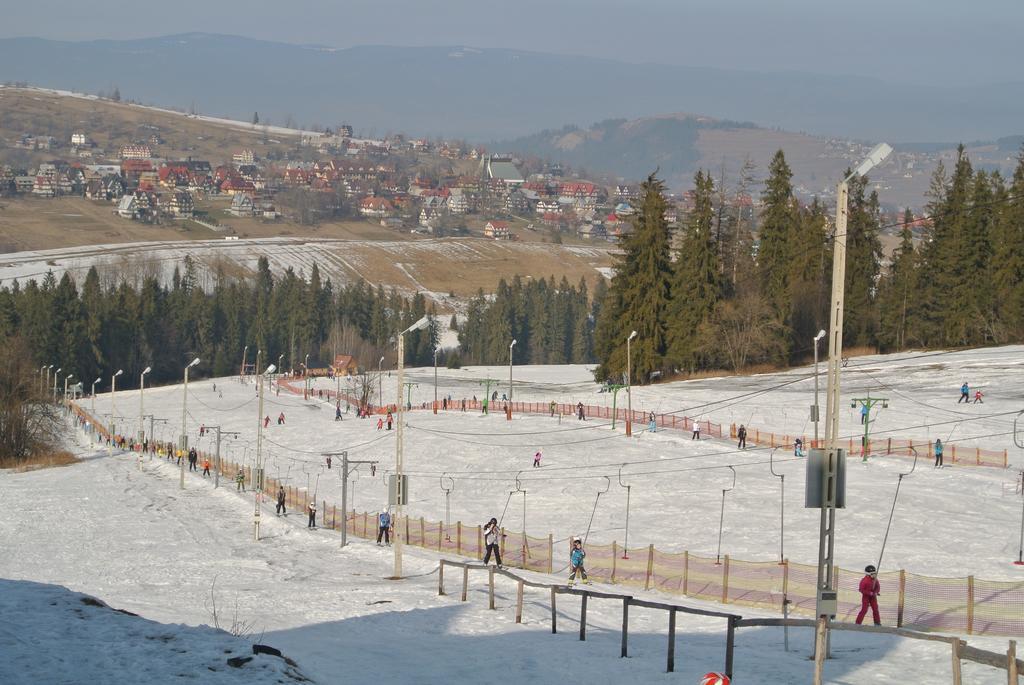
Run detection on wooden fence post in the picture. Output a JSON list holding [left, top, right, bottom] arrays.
[[438, 562, 445, 595], [515, 581, 524, 624], [550, 587, 557, 634], [612, 542, 618, 583], [897, 569, 906, 628], [645, 544, 655, 591], [579, 593, 588, 641], [548, 534, 554, 573], [667, 607, 677, 673], [618, 593, 626, 655], [457, 521, 463, 556], [1008, 640, 1018, 685], [722, 555, 730, 604], [461, 565, 469, 602], [967, 576, 975, 635], [332, 505, 337, 530], [478, 526, 483, 560], [951, 638, 963, 685], [438, 520, 443, 552], [488, 566, 495, 610], [420, 517, 425, 547]]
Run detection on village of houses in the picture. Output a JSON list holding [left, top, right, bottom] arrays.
[[0, 119, 694, 242]]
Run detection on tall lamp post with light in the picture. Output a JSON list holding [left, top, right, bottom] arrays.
[[139, 366, 151, 443], [180, 357, 200, 489], [110, 368, 122, 432], [52, 367, 62, 404], [812, 143, 892, 684], [433, 347, 439, 412], [254, 363, 277, 541], [508, 339, 517, 403], [812, 329, 826, 446], [393, 315, 430, 579], [91, 377, 102, 417], [626, 330, 637, 436]]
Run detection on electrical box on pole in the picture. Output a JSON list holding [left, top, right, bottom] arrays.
[[388, 474, 408, 506], [805, 448, 847, 509]]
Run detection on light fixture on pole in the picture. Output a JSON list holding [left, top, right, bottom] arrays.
[[813, 329, 826, 445], [52, 367, 62, 404], [242, 345, 249, 379], [813, 142, 891, 684], [508, 339, 517, 403], [393, 315, 430, 579], [39, 365, 46, 395], [91, 377, 101, 417], [304, 353, 310, 399], [138, 366, 151, 467], [254, 363, 276, 541], [433, 347, 439, 413], [180, 357, 200, 489], [110, 369, 122, 438], [63, 373, 74, 406], [45, 365, 53, 396], [378, 356, 385, 409], [626, 330, 637, 437]]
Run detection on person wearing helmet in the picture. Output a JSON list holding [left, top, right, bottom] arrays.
[[855, 564, 881, 625], [569, 538, 590, 586]]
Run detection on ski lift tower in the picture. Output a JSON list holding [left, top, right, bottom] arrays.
[[811, 142, 891, 685], [851, 393, 889, 462]]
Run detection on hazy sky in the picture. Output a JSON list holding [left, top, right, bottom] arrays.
[[4, 0, 1022, 87]]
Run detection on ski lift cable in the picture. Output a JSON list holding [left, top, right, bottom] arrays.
[[876, 446, 919, 572]]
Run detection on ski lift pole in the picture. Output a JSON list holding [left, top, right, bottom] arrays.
[[618, 464, 632, 559], [441, 472, 455, 541], [583, 476, 611, 546], [1014, 411, 1024, 566], [768, 448, 784, 564], [877, 447, 918, 572], [716, 466, 737, 565]]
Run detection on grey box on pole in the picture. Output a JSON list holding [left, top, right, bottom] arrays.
[[809, 405, 819, 422], [804, 448, 846, 508], [388, 474, 408, 505]]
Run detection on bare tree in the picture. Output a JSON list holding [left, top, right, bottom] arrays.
[[0, 337, 61, 464]]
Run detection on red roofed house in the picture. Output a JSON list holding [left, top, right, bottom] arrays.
[[360, 197, 394, 218], [331, 355, 359, 376]]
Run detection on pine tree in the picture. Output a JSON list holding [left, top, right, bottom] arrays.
[[667, 169, 721, 368], [593, 173, 673, 384], [758, 151, 798, 314], [877, 209, 918, 350], [842, 175, 882, 347], [991, 149, 1024, 339]]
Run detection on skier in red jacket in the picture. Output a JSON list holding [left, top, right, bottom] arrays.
[[855, 564, 881, 625]]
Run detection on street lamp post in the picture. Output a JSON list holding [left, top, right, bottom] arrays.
[[45, 365, 53, 396], [378, 356, 385, 409], [138, 367, 151, 468], [433, 347, 439, 413], [813, 329, 826, 446], [394, 316, 430, 579], [110, 368, 122, 432], [254, 363, 276, 541], [304, 353, 310, 399], [39, 365, 46, 395], [242, 345, 249, 379], [180, 357, 200, 489], [508, 339, 517, 403], [91, 377, 101, 417], [813, 143, 891, 684], [52, 367, 62, 404], [63, 374, 74, 405], [626, 330, 637, 437]]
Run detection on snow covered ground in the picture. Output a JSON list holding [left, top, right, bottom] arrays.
[[0, 429, 1015, 684], [83, 345, 1024, 582]]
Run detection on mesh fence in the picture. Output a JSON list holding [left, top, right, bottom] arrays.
[[77, 403, 1024, 638]]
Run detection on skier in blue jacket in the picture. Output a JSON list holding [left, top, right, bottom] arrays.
[[569, 538, 590, 586], [958, 382, 970, 404], [377, 509, 392, 545]]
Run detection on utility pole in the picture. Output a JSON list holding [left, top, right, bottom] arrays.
[[180, 358, 199, 489], [813, 329, 826, 446], [851, 393, 889, 462], [607, 384, 626, 429], [254, 362, 275, 540], [813, 143, 891, 685], [508, 338, 517, 402], [394, 316, 429, 578], [324, 451, 378, 548], [478, 378, 498, 414], [205, 426, 240, 489], [626, 330, 637, 436]]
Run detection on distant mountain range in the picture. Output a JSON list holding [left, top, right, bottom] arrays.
[[0, 33, 1022, 144]]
